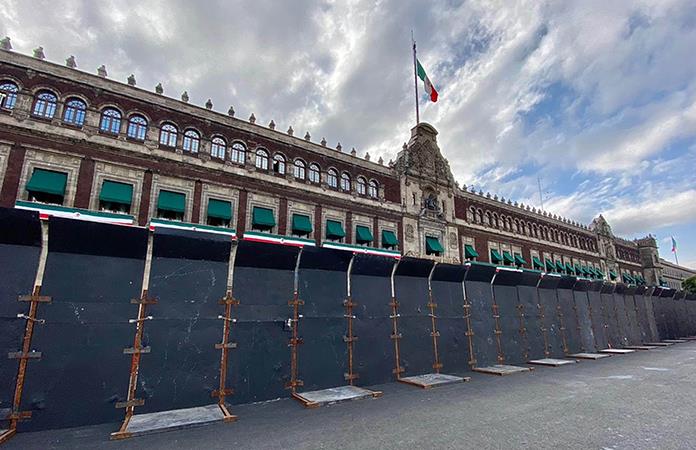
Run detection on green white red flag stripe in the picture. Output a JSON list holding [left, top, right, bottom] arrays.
[[416, 59, 438, 102]]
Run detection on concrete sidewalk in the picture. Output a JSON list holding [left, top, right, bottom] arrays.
[[7, 342, 696, 450]]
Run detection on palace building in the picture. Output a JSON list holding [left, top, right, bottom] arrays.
[[0, 42, 687, 285]]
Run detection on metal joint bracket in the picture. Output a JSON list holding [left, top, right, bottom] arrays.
[[16, 313, 45, 324], [123, 346, 151, 355]]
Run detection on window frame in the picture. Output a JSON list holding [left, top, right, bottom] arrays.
[[293, 159, 306, 180], [159, 123, 178, 147], [99, 107, 122, 134], [327, 168, 338, 189], [308, 163, 321, 184], [0, 81, 19, 110], [230, 141, 246, 164], [182, 129, 201, 153], [126, 114, 148, 141], [62, 97, 87, 127], [255, 148, 269, 170], [32, 90, 58, 119], [210, 136, 227, 159]]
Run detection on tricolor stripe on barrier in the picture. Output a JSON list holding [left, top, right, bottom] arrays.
[[15, 200, 135, 225], [321, 241, 401, 259], [149, 218, 237, 238], [243, 231, 315, 247]]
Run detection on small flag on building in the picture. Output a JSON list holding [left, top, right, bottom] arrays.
[[672, 236, 677, 253], [416, 59, 438, 102]]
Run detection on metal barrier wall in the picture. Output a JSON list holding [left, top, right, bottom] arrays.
[[516, 271, 545, 361], [556, 277, 582, 355], [21, 217, 148, 430], [491, 268, 527, 365], [572, 280, 596, 353], [537, 275, 566, 357], [611, 284, 631, 347], [463, 263, 499, 368], [587, 281, 609, 350]]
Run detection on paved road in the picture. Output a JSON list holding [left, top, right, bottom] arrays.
[[7, 342, 696, 449]]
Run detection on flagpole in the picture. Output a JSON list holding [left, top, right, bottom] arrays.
[[412, 30, 419, 125]]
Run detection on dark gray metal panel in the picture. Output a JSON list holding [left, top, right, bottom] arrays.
[[632, 287, 651, 344], [516, 285, 546, 360], [623, 291, 642, 345], [394, 274, 433, 377], [572, 289, 596, 353], [0, 208, 42, 415], [612, 289, 631, 347], [431, 276, 471, 375], [492, 284, 525, 365], [586, 289, 608, 350], [644, 289, 660, 342], [537, 287, 565, 357], [602, 291, 622, 347], [20, 218, 147, 431], [230, 241, 299, 405], [137, 230, 232, 415], [557, 288, 582, 354], [651, 290, 669, 340], [464, 263, 498, 368]]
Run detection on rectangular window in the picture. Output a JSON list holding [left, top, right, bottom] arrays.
[[99, 180, 133, 214], [426, 236, 444, 256], [207, 198, 232, 227], [291, 214, 312, 236], [325, 219, 345, 242], [381, 230, 399, 249], [26, 168, 68, 205], [157, 190, 186, 221], [251, 206, 276, 231], [355, 225, 373, 246]]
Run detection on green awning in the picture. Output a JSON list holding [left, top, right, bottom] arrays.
[[291, 214, 312, 235], [355, 225, 373, 244], [464, 244, 479, 259], [623, 273, 635, 284], [545, 259, 555, 272], [514, 253, 526, 266], [490, 249, 503, 264], [596, 270, 605, 279], [26, 168, 67, 196], [207, 199, 232, 220], [157, 190, 186, 213], [426, 236, 444, 254], [99, 180, 133, 205], [609, 270, 618, 280], [502, 251, 514, 264], [252, 207, 276, 229], [565, 262, 574, 274], [325, 220, 345, 240], [382, 230, 398, 247], [555, 261, 565, 273], [532, 256, 544, 269], [581, 266, 589, 276], [575, 264, 583, 275], [659, 278, 667, 286]]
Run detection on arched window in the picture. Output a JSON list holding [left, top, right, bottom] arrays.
[[327, 169, 338, 188], [357, 177, 367, 195], [273, 154, 286, 174], [293, 159, 306, 180], [99, 108, 122, 134], [255, 149, 269, 170], [127, 115, 148, 140], [182, 129, 200, 153], [368, 180, 379, 198], [211, 137, 226, 159], [308, 163, 320, 183], [230, 142, 246, 164], [159, 123, 178, 147], [32, 90, 58, 118], [0, 81, 18, 110], [62, 98, 86, 126], [340, 172, 351, 191]]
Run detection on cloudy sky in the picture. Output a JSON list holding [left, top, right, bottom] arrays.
[[2, 0, 695, 266]]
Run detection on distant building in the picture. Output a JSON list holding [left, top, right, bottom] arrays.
[[660, 258, 696, 290], [0, 47, 691, 285]]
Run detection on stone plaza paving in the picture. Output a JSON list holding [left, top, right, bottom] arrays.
[[7, 341, 696, 450]]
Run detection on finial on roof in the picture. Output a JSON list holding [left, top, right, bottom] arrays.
[[127, 74, 136, 86], [304, 131, 311, 141], [493, 194, 498, 201], [97, 64, 107, 77], [287, 126, 293, 136], [205, 99, 213, 110], [378, 156, 383, 165], [181, 91, 189, 102], [0, 37, 11, 51], [249, 113, 256, 124], [65, 55, 76, 68], [388, 159, 394, 166], [365, 152, 370, 161], [402, 142, 407, 150], [268, 120, 275, 130], [321, 137, 327, 146], [33, 46, 45, 60], [351, 147, 357, 156], [155, 83, 164, 94], [336, 142, 342, 151], [486, 192, 491, 198], [227, 106, 234, 116]]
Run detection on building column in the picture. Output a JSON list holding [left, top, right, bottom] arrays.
[[345, 211, 352, 244], [314, 205, 323, 246], [0, 144, 26, 207], [278, 197, 288, 235], [74, 157, 95, 209], [138, 170, 153, 226], [237, 190, 248, 235], [191, 180, 202, 224]]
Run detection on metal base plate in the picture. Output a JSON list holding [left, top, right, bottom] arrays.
[[683, 336, 696, 341], [399, 373, 470, 388], [570, 353, 611, 360], [293, 385, 381, 408], [110, 404, 232, 439], [662, 339, 687, 343], [623, 345, 657, 350], [473, 364, 532, 376], [528, 358, 577, 367], [600, 348, 636, 354], [645, 342, 673, 346]]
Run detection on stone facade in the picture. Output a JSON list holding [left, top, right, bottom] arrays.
[[0, 47, 689, 283], [660, 258, 696, 290]]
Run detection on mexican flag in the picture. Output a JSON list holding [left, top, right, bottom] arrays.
[[416, 59, 438, 102]]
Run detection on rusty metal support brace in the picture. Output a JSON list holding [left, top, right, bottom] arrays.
[[426, 263, 442, 373], [461, 267, 477, 370], [389, 260, 404, 378], [516, 302, 529, 361], [490, 271, 505, 364], [286, 248, 304, 395]]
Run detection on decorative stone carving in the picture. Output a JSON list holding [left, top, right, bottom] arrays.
[[155, 83, 164, 94], [449, 232, 458, 249], [590, 214, 613, 236], [287, 126, 293, 136], [268, 120, 275, 130], [181, 91, 189, 102], [227, 106, 235, 116], [336, 142, 342, 152], [321, 137, 327, 146], [392, 123, 456, 187], [249, 113, 256, 124], [304, 131, 311, 141], [97, 65, 107, 77], [65, 55, 76, 68], [364, 152, 370, 161], [127, 74, 136, 86], [350, 147, 356, 157], [405, 224, 415, 242], [378, 156, 383, 165], [205, 99, 213, 110], [33, 46, 45, 59], [0, 37, 11, 51]]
